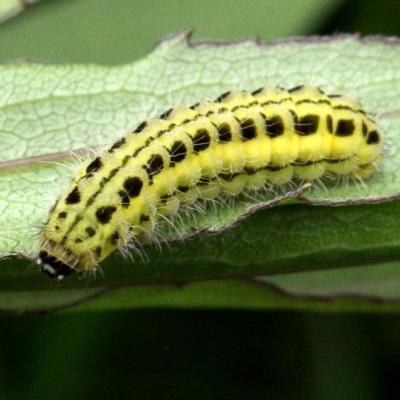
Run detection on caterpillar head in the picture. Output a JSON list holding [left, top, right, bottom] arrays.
[[37, 251, 74, 280]]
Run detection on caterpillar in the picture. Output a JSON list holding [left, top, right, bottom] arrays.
[[37, 85, 382, 279]]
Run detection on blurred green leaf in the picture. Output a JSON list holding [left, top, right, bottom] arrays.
[[0, 0, 344, 63], [1, 32, 400, 313]]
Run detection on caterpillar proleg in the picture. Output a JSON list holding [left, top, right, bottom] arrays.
[[38, 85, 382, 279]]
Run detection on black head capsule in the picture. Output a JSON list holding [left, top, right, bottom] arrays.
[[38, 251, 74, 280]]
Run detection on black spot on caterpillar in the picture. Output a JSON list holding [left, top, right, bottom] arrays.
[[96, 206, 117, 224], [38, 85, 382, 279], [65, 187, 80, 205]]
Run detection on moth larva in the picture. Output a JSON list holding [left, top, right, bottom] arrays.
[[38, 85, 382, 279]]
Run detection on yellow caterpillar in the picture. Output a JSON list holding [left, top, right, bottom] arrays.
[[38, 85, 382, 279]]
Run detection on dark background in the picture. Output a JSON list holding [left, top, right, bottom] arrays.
[[1, 1, 400, 399]]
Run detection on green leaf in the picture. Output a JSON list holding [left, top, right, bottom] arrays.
[[1, 32, 400, 313], [67, 261, 400, 313], [2, 262, 400, 314], [0, 0, 343, 63]]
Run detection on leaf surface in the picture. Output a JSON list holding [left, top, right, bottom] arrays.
[[1, 33, 400, 312]]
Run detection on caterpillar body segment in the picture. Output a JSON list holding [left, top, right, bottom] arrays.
[[38, 85, 382, 279]]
